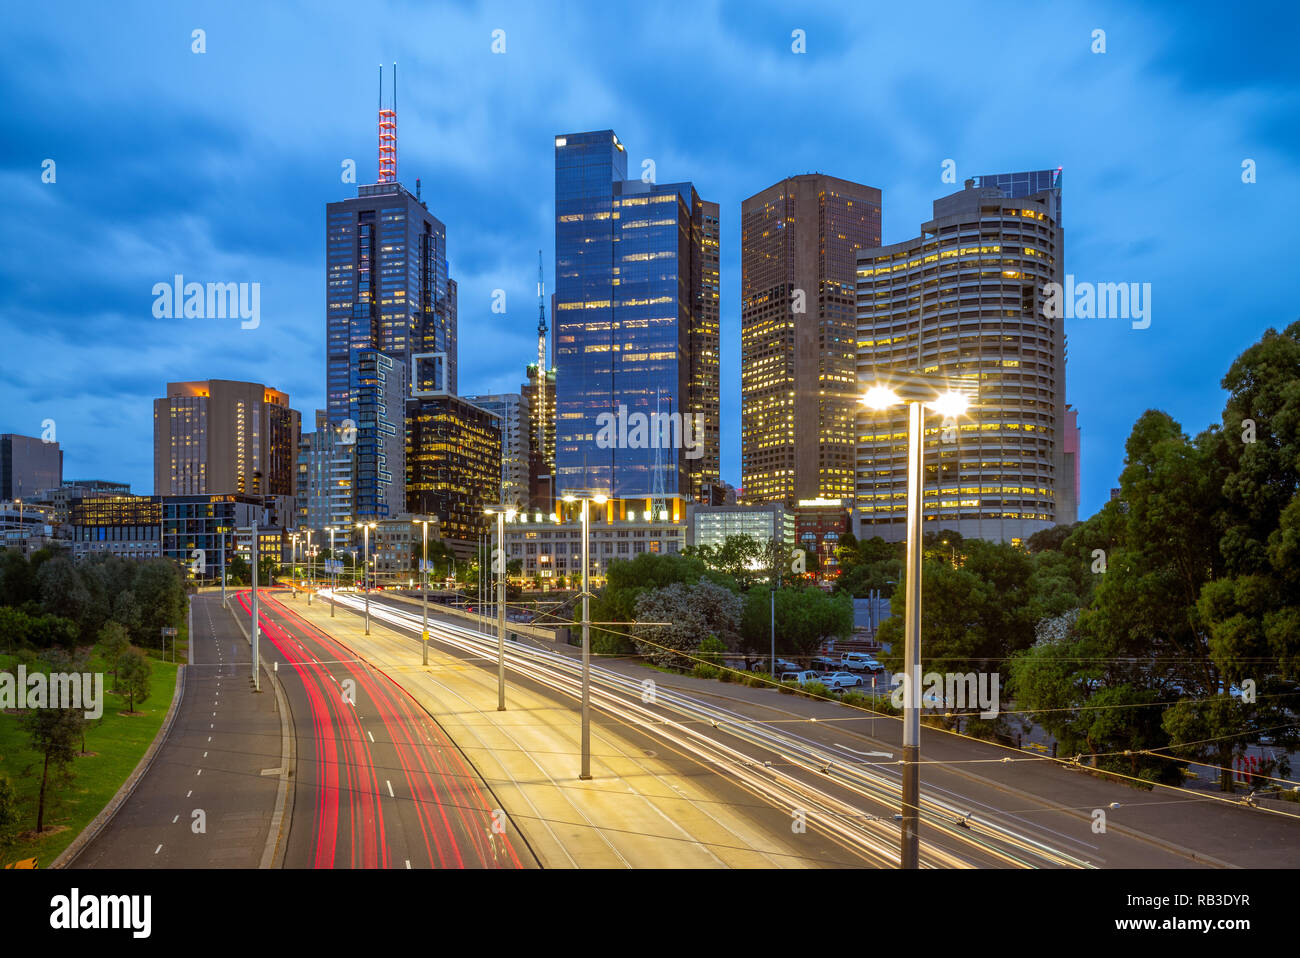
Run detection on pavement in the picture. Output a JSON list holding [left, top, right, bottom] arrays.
[[70, 594, 282, 868]]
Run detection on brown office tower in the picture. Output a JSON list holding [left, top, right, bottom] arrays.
[[154, 380, 301, 500], [741, 174, 882, 507], [405, 394, 502, 552]]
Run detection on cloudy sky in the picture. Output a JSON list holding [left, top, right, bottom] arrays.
[[2, 0, 1296, 518]]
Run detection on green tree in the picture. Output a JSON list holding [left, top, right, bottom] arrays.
[[0, 775, 20, 853], [98, 621, 131, 688], [740, 585, 852, 662], [116, 648, 152, 713], [22, 704, 84, 833], [632, 581, 742, 669]]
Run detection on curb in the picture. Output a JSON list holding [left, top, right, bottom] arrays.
[[53, 608, 190, 869], [226, 595, 294, 869]]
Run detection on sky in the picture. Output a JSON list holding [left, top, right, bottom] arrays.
[[1, 0, 1297, 519]]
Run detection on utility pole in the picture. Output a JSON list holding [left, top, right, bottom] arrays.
[[249, 522, 261, 692]]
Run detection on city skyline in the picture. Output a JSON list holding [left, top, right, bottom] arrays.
[[2, 1, 1297, 522]]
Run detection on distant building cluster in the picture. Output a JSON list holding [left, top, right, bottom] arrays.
[[2, 112, 1084, 584]]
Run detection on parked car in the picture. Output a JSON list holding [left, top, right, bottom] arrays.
[[779, 671, 823, 687], [811, 655, 839, 670], [772, 658, 802, 673], [842, 652, 885, 673], [819, 671, 864, 690]]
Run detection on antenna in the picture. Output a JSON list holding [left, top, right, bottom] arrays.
[[378, 62, 397, 183], [536, 249, 549, 481]]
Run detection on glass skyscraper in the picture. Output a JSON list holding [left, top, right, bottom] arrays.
[[553, 130, 718, 502], [325, 181, 457, 427]]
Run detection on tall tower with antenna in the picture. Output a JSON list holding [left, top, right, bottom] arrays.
[[536, 249, 547, 469], [378, 63, 397, 183]]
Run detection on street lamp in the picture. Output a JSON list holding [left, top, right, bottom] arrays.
[[305, 529, 314, 605], [414, 518, 432, 666], [290, 532, 300, 598], [484, 505, 517, 711], [860, 372, 976, 870], [356, 521, 376, 634], [326, 526, 338, 617], [562, 490, 608, 780]]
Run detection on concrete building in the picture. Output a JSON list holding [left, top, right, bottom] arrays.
[[522, 364, 555, 510], [1, 433, 63, 501], [503, 498, 685, 584], [465, 392, 530, 508], [854, 176, 1068, 544], [740, 174, 882, 508], [685, 502, 795, 550], [153, 380, 301, 503], [295, 410, 355, 548], [69, 494, 161, 561]]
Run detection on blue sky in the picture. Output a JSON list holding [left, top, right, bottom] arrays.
[[1, 0, 1297, 519]]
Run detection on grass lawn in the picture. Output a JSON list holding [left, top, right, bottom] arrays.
[[0, 638, 181, 868]]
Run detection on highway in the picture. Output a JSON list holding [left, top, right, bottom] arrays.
[[320, 589, 1112, 867], [234, 590, 536, 869]]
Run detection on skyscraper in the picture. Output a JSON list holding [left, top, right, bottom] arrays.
[[406, 395, 502, 550], [740, 174, 882, 508], [153, 380, 301, 502], [465, 392, 530, 507], [854, 177, 1068, 543], [295, 409, 355, 544], [522, 363, 555, 510], [351, 350, 406, 520], [0, 433, 62, 500], [553, 130, 719, 506]]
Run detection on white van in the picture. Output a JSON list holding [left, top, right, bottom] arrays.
[[779, 671, 822, 687]]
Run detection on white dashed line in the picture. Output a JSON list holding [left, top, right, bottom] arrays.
[[173, 815, 179, 823], [155, 844, 163, 855], [386, 780, 394, 798], [187, 790, 192, 798], [367, 731, 374, 743], [196, 769, 202, 776], [405, 860, 411, 869], [203, 751, 208, 758]]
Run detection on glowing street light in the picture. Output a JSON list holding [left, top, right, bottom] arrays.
[[356, 521, 377, 634], [859, 372, 976, 869], [562, 490, 608, 779], [484, 505, 519, 711]]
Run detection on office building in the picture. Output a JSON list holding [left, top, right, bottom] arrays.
[[854, 177, 1068, 543], [405, 394, 501, 551], [1, 433, 63, 501], [553, 129, 719, 505], [465, 392, 530, 508], [685, 502, 795, 551], [974, 168, 1063, 225], [295, 410, 356, 547], [350, 350, 406, 521], [740, 174, 882, 508], [522, 364, 556, 510], [69, 494, 161, 560], [153, 380, 301, 501]]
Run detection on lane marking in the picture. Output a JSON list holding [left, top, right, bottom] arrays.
[[187, 790, 192, 798], [155, 844, 162, 855], [203, 751, 208, 758], [196, 769, 202, 776], [173, 815, 179, 823], [368, 730, 374, 743], [405, 859, 411, 869], [386, 780, 394, 798]]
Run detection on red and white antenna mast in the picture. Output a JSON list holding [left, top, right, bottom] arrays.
[[378, 62, 397, 183]]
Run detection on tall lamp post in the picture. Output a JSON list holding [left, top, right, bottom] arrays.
[[860, 374, 975, 870], [484, 505, 517, 711], [246, 522, 261, 692], [356, 521, 376, 634], [325, 526, 337, 617], [562, 491, 607, 780], [290, 532, 300, 598], [414, 517, 432, 666], [305, 529, 314, 605]]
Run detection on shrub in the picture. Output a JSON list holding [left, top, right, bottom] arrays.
[[801, 680, 830, 699], [691, 663, 720, 680]]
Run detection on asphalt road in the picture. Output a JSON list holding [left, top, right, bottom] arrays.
[[239, 591, 536, 869], [71, 594, 282, 868]]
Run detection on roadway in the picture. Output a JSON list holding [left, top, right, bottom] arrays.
[[71, 594, 282, 868], [235, 590, 535, 869]]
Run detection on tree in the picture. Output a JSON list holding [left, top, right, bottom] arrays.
[[632, 581, 742, 669], [586, 552, 715, 654], [132, 560, 186, 648], [22, 704, 84, 832], [116, 648, 152, 713], [98, 621, 131, 688], [0, 775, 19, 853], [226, 554, 251, 585], [739, 585, 852, 662]]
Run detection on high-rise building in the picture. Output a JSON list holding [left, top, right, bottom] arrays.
[[465, 393, 530, 507], [522, 364, 555, 509], [740, 174, 882, 508], [1, 433, 63, 501], [351, 350, 406, 520], [326, 182, 457, 424], [405, 394, 502, 551], [1062, 405, 1081, 524], [854, 177, 1068, 543], [974, 168, 1063, 225], [553, 130, 719, 506], [153, 380, 301, 501], [295, 410, 355, 545]]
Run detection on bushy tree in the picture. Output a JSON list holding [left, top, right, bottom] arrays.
[[632, 580, 742, 669], [23, 704, 83, 833], [116, 648, 152, 713]]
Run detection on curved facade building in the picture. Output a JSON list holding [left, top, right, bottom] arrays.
[[854, 177, 1069, 544]]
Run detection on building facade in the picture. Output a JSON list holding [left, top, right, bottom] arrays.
[[465, 392, 530, 508], [405, 394, 502, 551], [295, 410, 356, 548], [553, 129, 719, 504], [685, 502, 795, 551], [350, 350, 407, 521], [522, 364, 556, 510], [740, 174, 882, 508], [854, 177, 1068, 543], [1, 433, 63, 501], [504, 498, 685, 584], [153, 380, 301, 502]]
